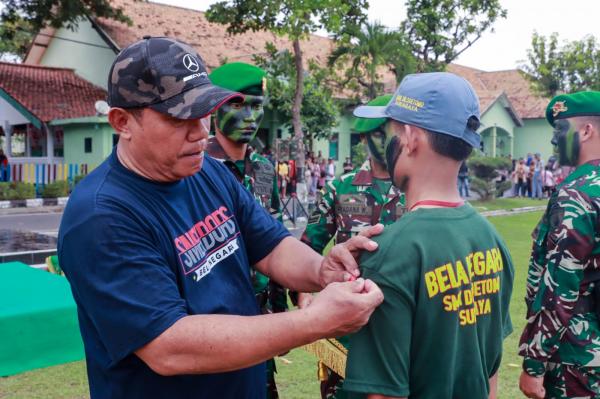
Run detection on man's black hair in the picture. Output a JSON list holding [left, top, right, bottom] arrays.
[[425, 116, 479, 161]]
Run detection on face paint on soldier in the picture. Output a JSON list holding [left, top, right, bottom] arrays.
[[366, 128, 387, 167], [551, 119, 581, 166], [216, 94, 265, 143]]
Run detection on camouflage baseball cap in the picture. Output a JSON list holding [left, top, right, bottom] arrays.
[[107, 36, 243, 119]]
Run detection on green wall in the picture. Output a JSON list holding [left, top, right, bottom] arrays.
[[481, 100, 516, 134], [514, 118, 553, 161], [480, 126, 512, 157], [40, 17, 116, 89], [63, 123, 114, 168], [312, 111, 353, 174]]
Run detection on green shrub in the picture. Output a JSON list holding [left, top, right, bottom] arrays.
[[0, 182, 36, 200], [73, 174, 86, 186], [42, 180, 70, 198], [467, 156, 512, 201], [351, 142, 367, 168], [0, 182, 10, 200]]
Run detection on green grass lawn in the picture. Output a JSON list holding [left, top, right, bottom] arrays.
[[0, 211, 542, 399], [470, 197, 547, 211]]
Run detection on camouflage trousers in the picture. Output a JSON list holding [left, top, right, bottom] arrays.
[[319, 362, 346, 399], [266, 359, 279, 399], [544, 362, 600, 399]]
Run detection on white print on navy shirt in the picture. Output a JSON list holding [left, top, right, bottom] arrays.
[[173, 206, 240, 281]]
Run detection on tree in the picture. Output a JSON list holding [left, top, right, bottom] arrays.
[[253, 43, 339, 141], [0, 16, 33, 61], [328, 21, 416, 99], [522, 32, 600, 97], [521, 32, 565, 97], [206, 0, 368, 139], [0, 0, 132, 60], [402, 0, 507, 71], [467, 155, 512, 201], [351, 141, 367, 167]]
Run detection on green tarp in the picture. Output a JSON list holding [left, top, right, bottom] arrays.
[[0, 262, 84, 376]]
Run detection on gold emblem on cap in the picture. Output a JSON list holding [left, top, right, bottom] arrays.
[[262, 77, 267, 93], [552, 101, 568, 117]]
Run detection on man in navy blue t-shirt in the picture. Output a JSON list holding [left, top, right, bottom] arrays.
[[59, 37, 384, 399]]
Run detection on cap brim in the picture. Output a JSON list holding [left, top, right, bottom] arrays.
[[150, 83, 243, 119], [353, 105, 388, 119]]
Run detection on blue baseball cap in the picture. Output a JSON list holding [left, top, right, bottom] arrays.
[[353, 72, 481, 148]]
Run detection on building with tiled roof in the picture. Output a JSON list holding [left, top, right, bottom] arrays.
[[0, 62, 106, 123], [0, 62, 115, 183], [20, 0, 554, 173]]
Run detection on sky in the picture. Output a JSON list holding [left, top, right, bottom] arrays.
[[151, 0, 600, 71]]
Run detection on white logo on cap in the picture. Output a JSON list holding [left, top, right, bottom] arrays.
[[183, 54, 200, 72]]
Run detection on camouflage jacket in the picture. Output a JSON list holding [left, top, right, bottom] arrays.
[[301, 161, 406, 254], [206, 136, 287, 314], [519, 159, 600, 376]]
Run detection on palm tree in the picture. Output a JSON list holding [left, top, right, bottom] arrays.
[[329, 22, 415, 99]]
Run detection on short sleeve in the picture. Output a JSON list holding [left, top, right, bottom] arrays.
[[218, 160, 291, 265], [344, 267, 415, 397], [59, 209, 187, 365]]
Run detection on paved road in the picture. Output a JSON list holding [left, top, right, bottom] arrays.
[[0, 211, 62, 236]]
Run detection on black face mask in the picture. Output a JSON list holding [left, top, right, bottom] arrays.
[[385, 136, 403, 186], [552, 119, 581, 167]]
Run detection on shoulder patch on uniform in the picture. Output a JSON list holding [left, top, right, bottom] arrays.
[[308, 213, 321, 225]]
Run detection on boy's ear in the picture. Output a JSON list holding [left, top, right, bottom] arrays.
[[403, 125, 421, 156]]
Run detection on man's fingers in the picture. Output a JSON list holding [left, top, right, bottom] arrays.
[[330, 244, 359, 273], [361, 279, 384, 305], [344, 234, 379, 253], [357, 223, 384, 238], [349, 278, 366, 293]]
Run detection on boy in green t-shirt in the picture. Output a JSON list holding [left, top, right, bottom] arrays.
[[343, 72, 515, 399]]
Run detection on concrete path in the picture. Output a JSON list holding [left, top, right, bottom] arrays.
[[479, 205, 547, 218]]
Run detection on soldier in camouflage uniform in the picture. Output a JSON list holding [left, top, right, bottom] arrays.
[[208, 62, 286, 399], [300, 95, 406, 399], [519, 91, 600, 399]]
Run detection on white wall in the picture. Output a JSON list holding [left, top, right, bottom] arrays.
[[0, 96, 30, 125], [40, 18, 116, 89]]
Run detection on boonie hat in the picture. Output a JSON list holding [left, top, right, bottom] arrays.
[[209, 62, 267, 96], [352, 94, 392, 133], [353, 72, 481, 148], [107, 36, 243, 119], [546, 91, 600, 126]]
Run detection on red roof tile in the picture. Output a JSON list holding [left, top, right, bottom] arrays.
[[96, 0, 333, 69], [23, 0, 548, 121], [0, 62, 107, 122], [446, 64, 549, 119]]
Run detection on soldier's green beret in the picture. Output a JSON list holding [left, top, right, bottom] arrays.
[[546, 91, 600, 125], [352, 95, 393, 133], [209, 62, 267, 96]]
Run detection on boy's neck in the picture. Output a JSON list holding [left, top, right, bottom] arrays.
[[404, 157, 463, 210]]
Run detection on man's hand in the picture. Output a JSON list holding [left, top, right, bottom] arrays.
[[519, 371, 545, 399], [319, 224, 384, 287], [297, 292, 314, 309], [304, 278, 384, 337]]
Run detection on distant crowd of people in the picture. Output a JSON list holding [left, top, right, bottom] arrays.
[[258, 148, 348, 200], [511, 152, 569, 199], [455, 151, 572, 200]]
